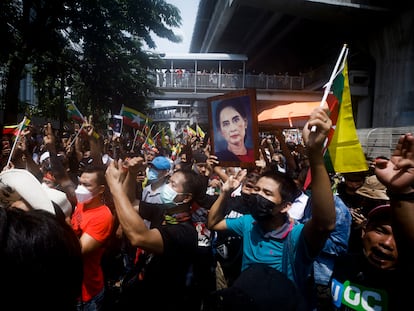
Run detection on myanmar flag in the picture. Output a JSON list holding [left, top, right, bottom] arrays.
[[66, 103, 86, 123], [3, 117, 31, 136], [120, 105, 152, 129], [304, 55, 368, 190], [324, 60, 368, 174]]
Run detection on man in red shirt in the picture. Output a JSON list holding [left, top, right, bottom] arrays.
[[71, 165, 114, 310]]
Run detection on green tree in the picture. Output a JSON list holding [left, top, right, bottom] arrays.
[[0, 0, 68, 125], [0, 0, 181, 129]]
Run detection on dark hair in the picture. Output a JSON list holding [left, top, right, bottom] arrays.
[[205, 264, 307, 311], [174, 168, 204, 202], [81, 164, 107, 186], [259, 170, 301, 203], [215, 99, 248, 131], [244, 171, 260, 184], [0, 208, 83, 310]]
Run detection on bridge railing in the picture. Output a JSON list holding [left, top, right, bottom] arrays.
[[155, 72, 305, 91]]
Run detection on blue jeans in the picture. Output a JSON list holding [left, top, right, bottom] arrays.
[[76, 289, 105, 311]]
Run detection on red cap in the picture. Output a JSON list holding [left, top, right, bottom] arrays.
[[367, 204, 391, 223]]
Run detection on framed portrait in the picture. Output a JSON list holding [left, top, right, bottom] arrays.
[[207, 89, 259, 168], [110, 115, 123, 137]]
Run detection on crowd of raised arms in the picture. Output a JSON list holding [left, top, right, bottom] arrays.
[[0, 106, 413, 311]]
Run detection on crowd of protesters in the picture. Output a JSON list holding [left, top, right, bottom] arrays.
[[0, 105, 413, 311]]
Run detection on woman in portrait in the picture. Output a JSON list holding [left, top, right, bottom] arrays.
[[214, 99, 255, 163]]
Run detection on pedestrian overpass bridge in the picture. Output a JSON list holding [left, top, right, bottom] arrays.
[[149, 53, 325, 103], [148, 53, 325, 130]]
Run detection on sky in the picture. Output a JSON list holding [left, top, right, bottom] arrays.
[[151, 0, 200, 54]]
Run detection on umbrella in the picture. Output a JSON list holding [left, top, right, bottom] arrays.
[[258, 101, 321, 128]]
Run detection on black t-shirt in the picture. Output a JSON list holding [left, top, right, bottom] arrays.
[[134, 202, 198, 310], [330, 252, 409, 310], [136, 221, 198, 310]]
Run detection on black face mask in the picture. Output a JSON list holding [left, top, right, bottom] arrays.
[[250, 194, 280, 221], [241, 192, 252, 204]]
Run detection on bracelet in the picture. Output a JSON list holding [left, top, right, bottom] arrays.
[[386, 191, 414, 201]]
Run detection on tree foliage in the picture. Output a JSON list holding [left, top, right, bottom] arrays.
[[0, 0, 181, 127]]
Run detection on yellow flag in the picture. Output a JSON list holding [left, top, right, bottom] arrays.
[[327, 61, 368, 173], [187, 125, 197, 137], [196, 124, 205, 139]]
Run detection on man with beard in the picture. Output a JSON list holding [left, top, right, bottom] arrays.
[[208, 104, 336, 307]]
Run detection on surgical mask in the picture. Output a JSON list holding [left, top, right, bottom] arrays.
[[250, 194, 280, 221], [75, 185, 95, 203], [160, 184, 178, 206], [147, 168, 159, 181]]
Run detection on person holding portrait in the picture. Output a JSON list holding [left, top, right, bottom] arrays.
[[214, 100, 255, 163]]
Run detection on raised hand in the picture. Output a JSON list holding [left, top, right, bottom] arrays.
[[123, 156, 146, 176], [375, 133, 414, 193], [302, 103, 331, 152], [105, 159, 125, 191], [43, 123, 56, 148]]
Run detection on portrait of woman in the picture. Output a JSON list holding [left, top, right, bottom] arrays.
[[208, 89, 259, 167]]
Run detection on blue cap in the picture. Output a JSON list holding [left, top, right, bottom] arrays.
[[149, 156, 171, 170]]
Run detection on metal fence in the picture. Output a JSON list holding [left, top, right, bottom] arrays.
[[357, 126, 414, 159]]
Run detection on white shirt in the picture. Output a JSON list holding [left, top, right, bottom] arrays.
[[288, 191, 309, 220], [141, 184, 163, 204]]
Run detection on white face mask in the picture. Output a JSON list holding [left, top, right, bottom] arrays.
[[75, 184, 95, 203]]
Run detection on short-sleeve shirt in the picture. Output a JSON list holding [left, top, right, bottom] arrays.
[[141, 184, 163, 203], [330, 253, 408, 310], [226, 215, 312, 288], [137, 221, 198, 310], [71, 203, 113, 302]]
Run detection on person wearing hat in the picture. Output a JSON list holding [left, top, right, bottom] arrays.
[[0, 168, 71, 223], [344, 174, 390, 252], [141, 156, 172, 204], [329, 133, 414, 310], [329, 204, 401, 310]]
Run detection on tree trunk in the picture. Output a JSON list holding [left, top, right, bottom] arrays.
[[4, 54, 27, 125]]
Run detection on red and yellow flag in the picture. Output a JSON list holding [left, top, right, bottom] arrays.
[[3, 118, 31, 136], [304, 55, 368, 190], [324, 60, 368, 174]]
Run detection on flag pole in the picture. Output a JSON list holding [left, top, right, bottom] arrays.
[[6, 116, 27, 168], [68, 123, 85, 150], [311, 43, 348, 132], [130, 129, 140, 152], [131, 117, 148, 152], [321, 43, 348, 107], [144, 124, 155, 146], [152, 129, 162, 141]]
